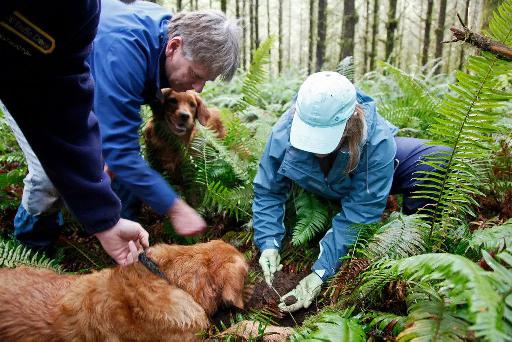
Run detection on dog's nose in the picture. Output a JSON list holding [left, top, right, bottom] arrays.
[[179, 112, 190, 122]]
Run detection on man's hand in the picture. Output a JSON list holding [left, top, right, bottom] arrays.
[[167, 199, 207, 236], [278, 272, 323, 312], [259, 248, 283, 286], [95, 218, 150, 266]]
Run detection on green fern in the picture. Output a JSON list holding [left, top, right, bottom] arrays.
[[378, 62, 442, 132], [292, 309, 366, 341], [415, 0, 512, 240], [468, 218, 512, 252], [233, 36, 274, 113], [200, 180, 252, 221], [337, 56, 356, 83], [0, 239, 63, 272], [394, 253, 509, 340], [359, 212, 430, 260], [397, 284, 470, 341], [291, 190, 330, 246], [363, 310, 407, 337]]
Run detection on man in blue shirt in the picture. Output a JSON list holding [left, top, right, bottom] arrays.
[[1, 0, 241, 257]]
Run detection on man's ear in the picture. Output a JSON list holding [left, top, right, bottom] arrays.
[[165, 36, 182, 57], [195, 93, 211, 126]]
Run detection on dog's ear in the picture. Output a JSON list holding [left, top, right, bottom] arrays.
[[221, 257, 248, 310], [194, 93, 211, 127], [150, 88, 172, 120]]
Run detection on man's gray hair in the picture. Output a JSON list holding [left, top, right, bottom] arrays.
[[168, 10, 241, 81]]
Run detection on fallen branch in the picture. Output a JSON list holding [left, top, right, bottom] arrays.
[[444, 13, 512, 61]]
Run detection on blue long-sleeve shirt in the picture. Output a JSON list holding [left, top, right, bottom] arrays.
[[89, 0, 177, 215], [0, 0, 122, 234], [252, 90, 398, 281]]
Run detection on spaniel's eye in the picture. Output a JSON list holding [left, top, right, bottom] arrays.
[[189, 102, 196, 108], [168, 98, 178, 104]]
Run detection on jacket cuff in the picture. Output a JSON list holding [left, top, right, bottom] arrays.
[[259, 238, 281, 251]]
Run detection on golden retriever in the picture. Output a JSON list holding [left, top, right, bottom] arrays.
[[0, 240, 248, 341], [145, 89, 225, 179]]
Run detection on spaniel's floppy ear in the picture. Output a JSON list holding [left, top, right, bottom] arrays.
[[150, 88, 173, 120], [194, 93, 211, 126], [221, 257, 249, 310]]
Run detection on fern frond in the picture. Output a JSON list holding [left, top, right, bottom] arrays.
[[0, 240, 63, 272], [292, 310, 366, 341], [337, 56, 355, 83], [397, 285, 470, 341], [469, 218, 512, 252], [395, 253, 509, 340], [233, 36, 274, 113], [291, 191, 330, 246], [363, 310, 407, 337], [360, 213, 430, 260], [415, 3, 512, 239], [200, 180, 253, 221], [481, 246, 512, 337]]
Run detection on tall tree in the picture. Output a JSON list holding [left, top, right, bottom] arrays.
[[177, 0, 182, 11], [242, 0, 247, 69], [278, 0, 283, 72], [340, 0, 357, 61], [288, 0, 292, 66], [236, 0, 240, 17], [255, 0, 260, 47], [434, 0, 448, 74], [369, 0, 379, 71], [249, 0, 254, 53], [308, 0, 315, 74], [363, 0, 370, 73], [221, 0, 227, 13], [421, 0, 434, 66], [267, 0, 271, 73], [316, 0, 327, 71], [459, 0, 471, 69], [384, 0, 398, 63]]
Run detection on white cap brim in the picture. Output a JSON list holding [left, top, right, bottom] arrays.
[[290, 110, 347, 154]]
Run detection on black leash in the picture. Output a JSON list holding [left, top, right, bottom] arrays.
[[138, 250, 171, 284]]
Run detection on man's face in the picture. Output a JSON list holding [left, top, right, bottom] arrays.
[[164, 37, 214, 93]]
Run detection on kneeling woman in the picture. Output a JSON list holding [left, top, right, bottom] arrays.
[[252, 71, 448, 312]]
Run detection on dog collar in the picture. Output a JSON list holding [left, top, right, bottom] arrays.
[[138, 251, 171, 284]]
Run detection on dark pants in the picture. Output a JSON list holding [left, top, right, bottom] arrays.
[[391, 137, 451, 214]]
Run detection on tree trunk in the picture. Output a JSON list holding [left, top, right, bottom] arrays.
[[384, 0, 398, 63], [249, 0, 254, 54], [278, 0, 283, 73], [363, 0, 370, 73], [255, 0, 260, 47], [288, 0, 292, 66], [340, 0, 357, 61], [308, 0, 315, 74], [242, 0, 247, 69], [434, 0, 448, 74], [369, 0, 379, 71], [481, 0, 501, 31], [266, 0, 271, 73], [316, 0, 327, 71], [299, 3, 304, 68], [421, 0, 434, 66], [221, 0, 227, 13], [236, 0, 240, 17], [177, 0, 182, 11], [459, 0, 470, 69]]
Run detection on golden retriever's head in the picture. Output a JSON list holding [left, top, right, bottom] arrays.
[[153, 88, 211, 137], [150, 240, 248, 316]]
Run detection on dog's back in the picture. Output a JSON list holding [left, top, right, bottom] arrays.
[[0, 267, 76, 340]]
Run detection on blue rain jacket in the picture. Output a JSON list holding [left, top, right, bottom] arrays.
[[89, 0, 177, 215], [252, 90, 398, 280]]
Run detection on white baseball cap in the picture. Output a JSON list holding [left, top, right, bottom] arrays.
[[290, 72, 357, 154]]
